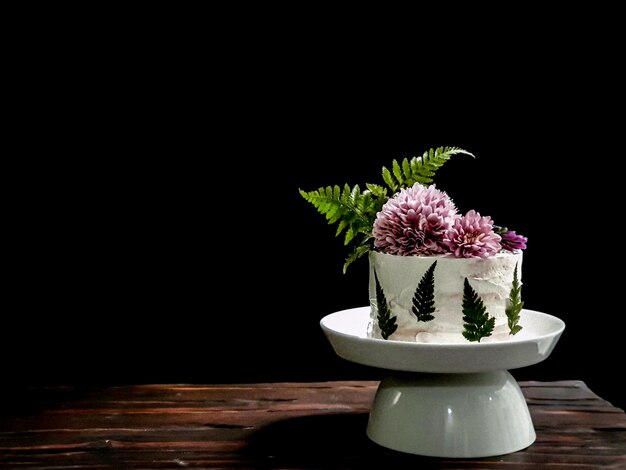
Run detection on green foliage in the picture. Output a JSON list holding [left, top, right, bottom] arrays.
[[505, 262, 523, 335], [382, 146, 474, 192], [412, 261, 437, 322], [299, 184, 386, 270], [343, 241, 371, 274], [462, 278, 495, 342], [299, 184, 384, 242], [365, 183, 388, 199], [375, 271, 397, 340]]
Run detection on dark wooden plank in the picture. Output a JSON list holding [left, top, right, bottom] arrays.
[[0, 381, 624, 469]]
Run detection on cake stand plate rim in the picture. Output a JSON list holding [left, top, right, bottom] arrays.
[[320, 307, 565, 373]]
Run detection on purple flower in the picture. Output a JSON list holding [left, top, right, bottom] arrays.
[[444, 210, 502, 258], [372, 183, 458, 256], [500, 230, 528, 251]]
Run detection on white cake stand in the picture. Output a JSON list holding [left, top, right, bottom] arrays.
[[320, 307, 565, 458]]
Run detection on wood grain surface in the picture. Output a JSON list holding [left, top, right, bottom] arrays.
[[0, 381, 624, 469]]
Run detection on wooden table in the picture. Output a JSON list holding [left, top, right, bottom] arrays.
[[0, 381, 624, 469]]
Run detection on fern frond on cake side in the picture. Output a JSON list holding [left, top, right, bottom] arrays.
[[382, 146, 474, 192], [505, 262, 523, 335], [462, 278, 495, 342], [375, 271, 397, 340], [411, 261, 437, 322]]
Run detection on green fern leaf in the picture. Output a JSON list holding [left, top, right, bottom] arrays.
[[335, 219, 348, 236], [382, 167, 397, 192], [412, 157, 434, 179], [392, 159, 403, 187], [375, 271, 397, 340], [366, 183, 387, 199], [343, 242, 370, 273], [300, 183, 388, 271], [462, 278, 495, 342], [342, 183, 351, 200], [382, 146, 474, 191], [300, 184, 373, 235], [344, 226, 355, 245], [505, 262, 524, 335], [402, 158, 411, 180], [349, 184, 360, 204], [412, 261, 437, 322]]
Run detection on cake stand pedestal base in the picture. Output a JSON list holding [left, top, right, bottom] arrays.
[[367, 370, 535, 458], [321, 307, 565, 458]]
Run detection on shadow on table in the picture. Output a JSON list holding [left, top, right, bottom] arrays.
[[246, 413, 448, 468]]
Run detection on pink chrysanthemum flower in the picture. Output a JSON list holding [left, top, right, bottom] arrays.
[[373, 183, 458, 256], [444, 210, 502, 258], [500, 230, 528, 251]]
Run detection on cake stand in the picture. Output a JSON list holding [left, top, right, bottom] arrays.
[[320, 307, 565, 458]]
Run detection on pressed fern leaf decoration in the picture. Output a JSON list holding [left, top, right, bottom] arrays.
[[374, 271, 397, 340], [462, 278, 495, 342], [505, 262, 523, 335], [412, 261, 437, 322], [382, 146, 474, 192]]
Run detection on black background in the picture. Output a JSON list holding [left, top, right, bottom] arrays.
[[4, 29, 624, 413]]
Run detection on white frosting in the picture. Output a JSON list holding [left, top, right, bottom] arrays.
[[369, 251, 523, 343]]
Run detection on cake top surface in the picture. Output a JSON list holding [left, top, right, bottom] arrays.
[[301, 146, 527, 272]]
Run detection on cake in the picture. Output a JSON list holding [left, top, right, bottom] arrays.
[[300, 146, 528, 343], [369, 251, 522, 343]]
